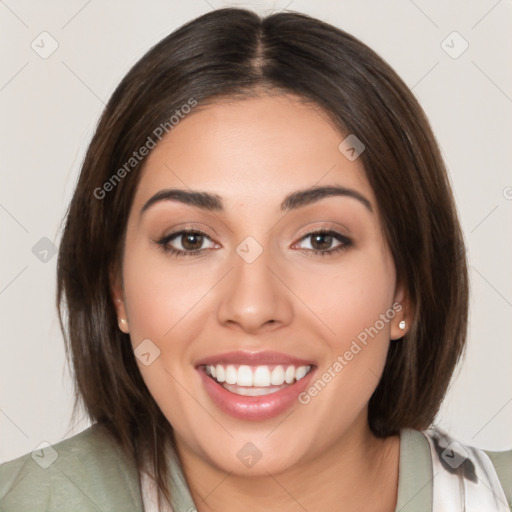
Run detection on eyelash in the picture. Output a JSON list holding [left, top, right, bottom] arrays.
[[156, 229, 353, 257]]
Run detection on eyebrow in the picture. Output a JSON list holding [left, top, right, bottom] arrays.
[[140, 185, 373, 216]]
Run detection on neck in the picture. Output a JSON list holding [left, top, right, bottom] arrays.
[[175, 417, 400, 512]]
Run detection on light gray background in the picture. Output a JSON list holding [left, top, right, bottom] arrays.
[[1, 0, 511, 463]]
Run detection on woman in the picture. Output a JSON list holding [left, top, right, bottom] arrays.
[[0, 7, 510, 512]]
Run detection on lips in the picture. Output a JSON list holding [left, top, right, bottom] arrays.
[[195, 350, 315, 367], [195, 351, 317, 420]]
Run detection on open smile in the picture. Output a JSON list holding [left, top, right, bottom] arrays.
[[195, 352, 317, 420]]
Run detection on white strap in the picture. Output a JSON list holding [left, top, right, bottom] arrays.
[[423, 429, 509, 511]]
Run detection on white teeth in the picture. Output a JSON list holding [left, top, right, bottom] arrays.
[[295, 366, 308, 381], [270, 366, 285, 385], [285, 365, 295, 384], [225, 365, 237, 385], [237, 365, 253, 386], [253, 366, 271, 386], [215, 365, 225, 383], [222, 383, 286, 396], [205, 364, 312, 388]]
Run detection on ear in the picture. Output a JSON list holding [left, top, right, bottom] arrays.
[[390, 278, 413, 341], [110, 267, 130, 334]]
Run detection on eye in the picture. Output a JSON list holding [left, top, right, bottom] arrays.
[[156, 229, 351, 257], [156, 230, 217, 256], [294, 229, 352, 256]]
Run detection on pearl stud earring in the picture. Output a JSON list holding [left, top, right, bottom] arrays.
[[399, 320, 406, 330]]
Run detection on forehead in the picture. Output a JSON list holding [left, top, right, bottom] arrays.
[[132, 94, 375, 211]]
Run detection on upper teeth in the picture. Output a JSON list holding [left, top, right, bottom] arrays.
[[205, 364, 311, 387]]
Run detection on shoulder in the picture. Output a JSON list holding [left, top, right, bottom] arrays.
[[422, 428, 512, 510], [485, 448, 512, 507], [0, 423, 143, 512], [397, 429, 512, 511]]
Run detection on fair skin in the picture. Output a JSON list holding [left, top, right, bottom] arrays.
[[113, 94, 411, 512]]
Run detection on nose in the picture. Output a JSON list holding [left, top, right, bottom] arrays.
[[216, 245, 294, 334]]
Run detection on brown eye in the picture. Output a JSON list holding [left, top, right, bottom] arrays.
[[181, 232, 204, 250], [310, 233, 333, 251], [157, 230, 217, 256], [294, 230, 353, 256]]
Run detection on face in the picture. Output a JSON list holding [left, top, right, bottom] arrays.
[[114, 94, 408, 476]]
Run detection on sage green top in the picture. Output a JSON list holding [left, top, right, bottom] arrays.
[[0, 423, 510, 511]]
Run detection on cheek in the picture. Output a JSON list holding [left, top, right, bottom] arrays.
[[122, 246, 218, 343], [120, 247, 214, 422], [290, 249, 396, 348], [288, 248, 396, 415], [120, 244, 227, 414]]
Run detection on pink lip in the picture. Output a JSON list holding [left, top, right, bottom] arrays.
[[194, 350, 315, 367], [197, 365, 316, 421]]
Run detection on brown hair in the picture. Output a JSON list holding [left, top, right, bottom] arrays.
[[57, 7, 468, 506]]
